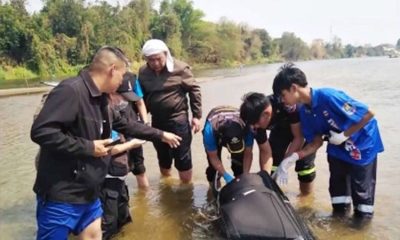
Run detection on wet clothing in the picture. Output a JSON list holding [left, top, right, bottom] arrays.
[[139, 59, 202, 121], [328, 155, 377, 217], [299, 88, 384, 216], [100, 178, 131, 240], [153, 117, 193, 171], [31, 70, 163, 204], [36, 197, 103, 239], [139, 59, 202, 172]]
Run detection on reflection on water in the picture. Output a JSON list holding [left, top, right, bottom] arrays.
[[0, 57, 399, 239]]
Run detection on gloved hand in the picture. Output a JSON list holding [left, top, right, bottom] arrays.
[[223, 172, 234, 183], [328, 130, 348, 145], [272, 152, 300, 185]]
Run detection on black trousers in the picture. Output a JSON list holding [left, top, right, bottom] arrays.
[[269, 127, 316, 183], [328, 155, 377, 217], [152, 118, 193, 171], [100, 178, 132, 240], [128, 146, 146, 175]]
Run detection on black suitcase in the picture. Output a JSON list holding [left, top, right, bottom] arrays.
[[215, 171, 315, 240]]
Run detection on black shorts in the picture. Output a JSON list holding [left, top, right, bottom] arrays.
[[128, 146, 146, 175], [269, 128, 316, 183], [152, 117, 192, 172], [100, 178, 132, 240]]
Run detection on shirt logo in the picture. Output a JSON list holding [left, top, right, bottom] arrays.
[[342, 102, 355, 115], [231, 137, 240, 144], [344, 140, 361, 160]]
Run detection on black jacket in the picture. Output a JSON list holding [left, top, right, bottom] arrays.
[[139, 59, 202, 123], [31, 70, 163, 203]]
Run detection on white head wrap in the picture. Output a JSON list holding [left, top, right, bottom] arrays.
[[142, 39, 174, 72]]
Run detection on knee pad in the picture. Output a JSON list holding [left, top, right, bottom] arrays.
[[297, 171, 316, 183]]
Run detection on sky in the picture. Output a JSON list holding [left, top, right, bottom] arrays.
[[25, 0, 400, 46]]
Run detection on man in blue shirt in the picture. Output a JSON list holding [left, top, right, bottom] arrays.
[[272, 63, 384, 219], [240, 92, 316, 195], [203, 106, 271, 185]]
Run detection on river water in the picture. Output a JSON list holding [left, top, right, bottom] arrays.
[[0, 57, 399, 239]]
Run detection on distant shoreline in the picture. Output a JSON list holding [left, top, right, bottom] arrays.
[[0, 77, 215, 98], [0, 87, 52, 98]]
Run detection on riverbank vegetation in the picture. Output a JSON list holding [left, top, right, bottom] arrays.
[[1, 0, 399, 82]]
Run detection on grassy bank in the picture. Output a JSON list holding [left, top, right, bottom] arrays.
[[0, 56, 283, 89]]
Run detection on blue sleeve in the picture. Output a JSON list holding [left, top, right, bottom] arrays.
[[244, 130, 254, 147], [134, 79, 144, 98], [326, 90, 369, 130], [203, 121, 218, 151]]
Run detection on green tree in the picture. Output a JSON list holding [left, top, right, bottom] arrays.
[[396, 38, 400, 50], [0, 4, 29, 64], [325, 36, 344, 58], [42, 0, 85, 37], [170, 0, 204, 51], [344, 44, 356, 58], [253, 28, 273, 58], [151, 1, 183, 57], [277, 32, 310, 61]]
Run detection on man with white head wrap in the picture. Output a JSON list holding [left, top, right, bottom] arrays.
[[139, 39, 202, 183]]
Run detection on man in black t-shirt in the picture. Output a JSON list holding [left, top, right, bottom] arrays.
[[240, 92, 316, 195]]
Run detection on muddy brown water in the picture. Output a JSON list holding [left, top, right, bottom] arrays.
[[0, 57, 399, 239]]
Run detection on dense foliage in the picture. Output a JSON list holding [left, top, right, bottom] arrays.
[[0, 0, 397, 81]]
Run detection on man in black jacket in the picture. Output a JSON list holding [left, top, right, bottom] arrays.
[[31, 46, 181, 240]]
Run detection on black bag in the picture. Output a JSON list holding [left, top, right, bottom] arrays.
[[216, 171, 314, 240]]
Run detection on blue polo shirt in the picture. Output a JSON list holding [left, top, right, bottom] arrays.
[[300, 88, 384, 165], [203, 121, 254, 151]]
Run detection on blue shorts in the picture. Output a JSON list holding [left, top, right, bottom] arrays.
[[36, 196, 103, 239]]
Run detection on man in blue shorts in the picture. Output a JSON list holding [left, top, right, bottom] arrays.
[[272, 63, 384, 219], [31, 46, 181, 240], [203, 106, 272, 185]]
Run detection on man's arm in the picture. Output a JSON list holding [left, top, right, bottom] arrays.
[[111, 109, 181, 148], [286, 122, 305, 157], [135, 99, 149, 124], [242, 147, 253, 173], [258, 141, 273, 173], [207, 150, 226, 175], [297, 135, 324, 158], [31, 84, 94, 157], [181, 67, 202, 132], [344, 110, 374, 137]]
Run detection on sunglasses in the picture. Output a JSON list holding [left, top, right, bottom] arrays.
[[99, 46, 131, 68]]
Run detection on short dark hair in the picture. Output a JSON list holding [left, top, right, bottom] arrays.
[[272, 63, 308, 96], [240, 92, 270, 125]]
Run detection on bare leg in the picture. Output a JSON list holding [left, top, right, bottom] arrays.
[[78, 217, 102, 240], [160, 167, 172, 178], [179, 169, 192, 184], [299, 181, 314, 196], [136, 173, 150, 189]]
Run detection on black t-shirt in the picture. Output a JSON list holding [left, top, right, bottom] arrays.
[[267, 94, 300, 131], [252, 95, 301, 145]]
